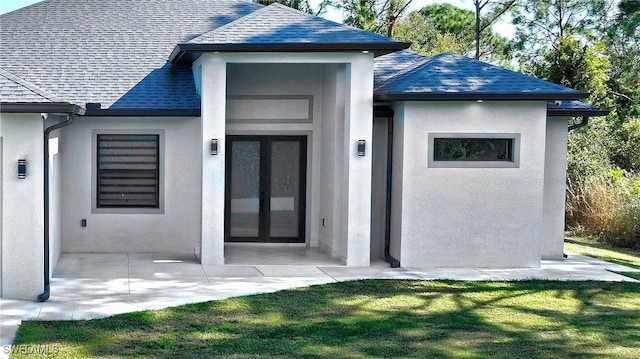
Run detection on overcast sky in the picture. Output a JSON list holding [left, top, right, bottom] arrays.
[[0, 0, 514, 37]]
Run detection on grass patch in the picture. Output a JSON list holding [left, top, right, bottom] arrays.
[[565, 234, 640, 281], [11, 280, 640, 358], [565, 234, 640, 270]]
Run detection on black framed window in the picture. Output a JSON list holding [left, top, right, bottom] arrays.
[[97, 134, 159, 208], [433, 138, 514, 162]]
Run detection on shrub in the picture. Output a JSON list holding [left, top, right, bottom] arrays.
[[566, 171, 640, 249]]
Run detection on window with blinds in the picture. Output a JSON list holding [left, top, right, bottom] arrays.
[[97, 134, 159, 208]]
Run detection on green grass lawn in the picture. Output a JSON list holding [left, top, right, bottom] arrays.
[[565, 234, 640, 280], [11, 280, 640, 359]]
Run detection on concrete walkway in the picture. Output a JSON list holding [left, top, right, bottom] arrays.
[[1, 252, 638, 357]]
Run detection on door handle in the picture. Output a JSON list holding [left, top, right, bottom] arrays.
[[260, 192, 265, 212]]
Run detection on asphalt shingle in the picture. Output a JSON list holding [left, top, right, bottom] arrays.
[[374, 52, 587, 100], [1, 1, 593, 111], [0, 0, 261, 109], [187, 3, 403, 46], [0, 67, 59, 103]]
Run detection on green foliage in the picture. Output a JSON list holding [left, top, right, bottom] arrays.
[[419, 3, 474, 36], [511, 0, 613, 58], [618, 0, 640, 37], [611, 118, 640, 172], [394, 4, 511, 64], [254, 0, 335, 15], [536, 37, 610, 105], [342, 0, 378, 31], [511, 0, 639, 247], [393, 11, 468, 55], [341, 0, 412, 36], [567, 117, 612, 183]]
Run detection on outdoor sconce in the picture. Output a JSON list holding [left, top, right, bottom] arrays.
[[210, 139, 218, 155], [18, 159, 27, 179], [357, 140, 366, 157]]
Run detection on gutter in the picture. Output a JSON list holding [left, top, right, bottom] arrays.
[[170, 42, 411, 63], [568, 116, 589, 131], [377, 108, 400, 268], [38, 111, 80, 302], [373, 92, 589, 102]]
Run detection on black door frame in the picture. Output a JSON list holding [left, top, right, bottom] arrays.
[[224, 135, 307, 243]]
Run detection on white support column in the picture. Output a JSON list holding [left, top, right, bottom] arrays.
[[200, 58, 227, 266], [542, 116, 569, 259], [344, 55, 373, 267], [0, 115, 44, 300]]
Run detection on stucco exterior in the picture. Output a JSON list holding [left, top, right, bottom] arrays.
[[543, 116, 570, 259], [59, 117, 202, 254], [390, 101, 548, 268], [0, 114, 45, 300], [2, 0, 608, 301], [194, 52, 373, 267]]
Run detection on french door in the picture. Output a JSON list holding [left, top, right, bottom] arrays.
[[225, 136, 307, 243]]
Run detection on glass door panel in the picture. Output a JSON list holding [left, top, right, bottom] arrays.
[[269, 140, 301, 239], [229, 140, 261, 239], [225, 136, 306, 243]]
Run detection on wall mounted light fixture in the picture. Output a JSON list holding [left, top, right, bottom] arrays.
[[18, 159, 27, 179], [357, 140, 366, 157], [210, 139, 218, 155]]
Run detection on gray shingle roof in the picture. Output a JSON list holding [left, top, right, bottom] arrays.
[[375, 52, 588, 101], [170, 3, 409, 62], [2, 1, 597, 113], [373, 49, 427, 86], [0, 0, 261, 110], [0, 67, 60, 103]]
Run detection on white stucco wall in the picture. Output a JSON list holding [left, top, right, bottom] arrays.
[[543, 116, 569, 259], [318, 63, 350, 260], [0, 136, 3, 297], [343, 58, 373, 267], [0, 114, 44, 300], [60, 117, 202, 253], [48, 131, 62, 275], [319, 64, 338, 254], [394, 101, 547, 268], [370, 115, 389, 260], [200, 59, 227, 265]]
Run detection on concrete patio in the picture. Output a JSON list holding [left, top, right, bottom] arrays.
[[1, 248, 638, 357]]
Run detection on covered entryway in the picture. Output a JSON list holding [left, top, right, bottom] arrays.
[[198, 55, 374, 267], [225, 135, 307, 243]]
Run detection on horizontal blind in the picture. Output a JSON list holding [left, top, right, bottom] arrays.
[[97, 134, 159, 208]]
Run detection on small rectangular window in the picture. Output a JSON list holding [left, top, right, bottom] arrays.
[[428, 133, 520, 168], [97, 134, 159, 208], [433, 138, 513, 162]]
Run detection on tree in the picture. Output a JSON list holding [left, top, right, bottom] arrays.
[[511, 0, 615, 69], [394, 4, 511, 64], [536, 36, 610, 105], [341, 0, 413, 37], [472, 0, 517, 60], [605, 0, 640, 172], [254, 0, 335, 16], [605, 0, 640, 114], [394, 11, 468, 55]]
